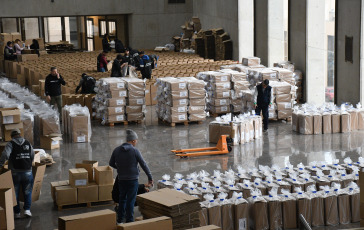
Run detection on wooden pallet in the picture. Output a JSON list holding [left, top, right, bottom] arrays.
[[105, 120, 143, 127], [56, 200, 114, 211], [158, 118, 203, 127]]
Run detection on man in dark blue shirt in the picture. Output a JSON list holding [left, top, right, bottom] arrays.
[[137, 51, 152, 79], [254, 79, 273, 132]]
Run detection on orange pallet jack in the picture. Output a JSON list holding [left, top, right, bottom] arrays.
[[171, 135, 233, 158]]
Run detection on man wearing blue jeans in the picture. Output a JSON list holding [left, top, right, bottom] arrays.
[[0, 129, 35, 218], [109, 129, 153, 225], [254, 79, 273, 132]]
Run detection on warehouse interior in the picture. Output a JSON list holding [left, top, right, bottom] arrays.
[[0, 0, 364, 229]]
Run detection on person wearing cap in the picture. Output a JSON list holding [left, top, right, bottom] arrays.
[[0, 129, 35, 219], [254, 79, 273, 132], [137, 51, 152, 79], [45, 67, 66, 115], [109, 129, 153, 224], [111, 54, 128, 77], [97, 50, 109, 72], [75, 73, 96, 94]]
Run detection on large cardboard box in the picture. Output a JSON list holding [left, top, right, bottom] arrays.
[[77, 183, 98, 203], [299, 114, 313, 135], [0, 108, 21, 125], [0, 188, 14, 230], [70, 116, 89, 143], [1, 123, 23, 142], [40, 134, 62, 149], [18, 54, 38, 62], [186, 226, 221, 230], [19, 163, 46, 202], [0, 169, 16, 206], [117, 216, 173, 230], [75, 161, 98, 182], [98, 183, 113, 201], [95, 166, 113, 185], [51, 180, 69, 201], [55, 186, 77, 206], [0, 207, 6, 230], [69, 168, 88, 187], [58, 209, 116, 230]]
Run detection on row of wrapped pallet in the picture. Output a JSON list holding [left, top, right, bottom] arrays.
[[0, 78, 61, 149], [157, 158, 361, 229], [293, 103, 364, 135], [93, 77, 146, 125], [155, 77, 207, 124]]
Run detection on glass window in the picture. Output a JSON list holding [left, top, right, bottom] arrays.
[[64, 17, 79, 49], [24, 18, 39, 39], [99, 20, 106, 36], [2, 18, 18, 34], [44, 17, 62, 42], [108, 21, 116, 37]]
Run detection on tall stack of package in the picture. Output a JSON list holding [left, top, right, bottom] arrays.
[[123, 78, 146, 122], [94, 78, 126, 125], [62, 104, 92, 143], [21, 110, 34, 145], [0, 107, 23, 142], [270, 81, 293, 120], [156, 77, 189, 124], [180, 77, 207, 122], [206, 72, 231, 115]]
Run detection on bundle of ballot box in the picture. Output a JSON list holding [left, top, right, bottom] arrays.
[[292, 102, 364, 135], [62, 104, 92, 143], [0, 78, 61, 148], [208, 113, 262, 145], [155, 77, 207, 123], [93, 77, 146, 125], [51, 161, 114, 207], [157, 158, 361, 229]]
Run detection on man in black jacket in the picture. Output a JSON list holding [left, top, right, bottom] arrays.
[[102, 34, 111, 52], [45, 67, 66, 115], [111, 55, 128, 77], [76, 73, 96, 94], [0, 129, 35, 218], [4, 41, 16, 61], [254, 79, 273, 132]]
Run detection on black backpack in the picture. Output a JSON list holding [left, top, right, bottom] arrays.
[[81, 75, 96, 94]]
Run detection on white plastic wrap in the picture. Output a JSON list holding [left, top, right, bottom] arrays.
[[157, 174, 174, 189]]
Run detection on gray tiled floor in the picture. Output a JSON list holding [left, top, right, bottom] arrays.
[[15, 107, 361, 229]]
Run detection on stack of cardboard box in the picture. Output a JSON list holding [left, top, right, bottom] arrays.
[[61, 93, 95, 116], [270, 81, 294, 120], [52, 161, 114, 207], [62, 104, 91, 143], [0, 108, 23, 142], [145, 80, 157, 106], [179, 77, 206, 122], [21, 110, 34, 145], [123, 78, 146, 122]]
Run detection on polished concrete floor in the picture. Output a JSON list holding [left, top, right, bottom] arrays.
[[15, 107, 362, 229]]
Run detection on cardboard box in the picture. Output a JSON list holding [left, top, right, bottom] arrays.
[[75, 161, 98, 182], [0, 108, 21, 124], [69, 168, 88, 187], [186, 225, 221, 230], [117, 216, 173, 230], [311, 197, 324, 227], [234, 203, 248, 230], [0, 188, 14, 230], [282, 199, 297, 229], [70, 116, 89, 143], [51, 180, 69, 201], [299, 114, 313, 135], [77, 183, 98, 203], [106, 98, 126, 107], [128, 98, 145, 106], [341, 113, 351, 133], [95, 166, 113, 185], [351, 193, 360, 223], [332, 114, 341, 133], [127, 113, 144, 121], [98, 183, 113, 201], [126, 106, 143, 114], [58, 209, 116, 230], [0, 169, 16, 206], [40, 134, 62, 149], [55, 186, 77, 206], [324, 196, 339, 226], [19, 163, 46, 202], [0, 207, 6, 230], [107, 106, 124, 115], [2, 122, 23, 142], [18, 54, 38, 62], [338, 194, 351, 224], [323, 114, 332, 134], [41, 117, 60, 135]]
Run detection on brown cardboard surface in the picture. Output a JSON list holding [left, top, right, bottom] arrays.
[[98, 183, 113, 201], [313, 114, 323, 135], [298, 198, 312, 226], [292, 113, 299, 132], [199, 207, 209, 226], [351, 193, 360, 223], [40, 134, 62, 149], [275, 93, 291, 103], [106, 98, 126, 107], [71, 116, 89, 143], [282, 199, 297, 229], [2, 123, 23, 141], [350, 111, 358, 131], [95, 166, 113, 185], [341, 113, 351, 133], [51, 180, 69, 201], [117, 216, 173, 230], [234, 203, 248, 230], [267, 200, 283, 230], [0, 188, 14, 230], [338, 194, 351, 224], [0, 169, 16, 206], [58, 209, 116, 230], [358, 111, 364, 130], [0, 108, 21, 124], [19, 163, 46, 202], [75, 161, 98, 182], [252, 201, 269, 230], [207, 206, 221, 227], [69, 168, 88, 187], [77, 183, 98, 203], [299, 114, 313, 135], [55, 186, 77, 206], [323, 114, 332, 134], [221, 204, 234, 230], [186, 226, 221, 230], [332, 114, 341, 133], [324, 195, 339, 226], [311, 197, 325, 227], [0, 207, 6, 230]]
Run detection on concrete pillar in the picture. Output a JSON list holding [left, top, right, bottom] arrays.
[[306, 0, 326, 104], [238, 0, 254, 61], [254, 0, 268, 66], [336, 0, 361, 105], [361, 0, 364, 104], [268, 0, 285, 67]]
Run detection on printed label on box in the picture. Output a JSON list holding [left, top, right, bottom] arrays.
[[137, 99, 143, 105], [178, 114, 186, 120], [178, 107, 186, 112], [180, 99, 187, 105], [77, 136, 86, 143], [179, 83, 186, 89], [115, 107, 123, 113], [75, 179, 87, 186], [51, 140, 59, 145], [285, 103, 292, 109], [223, 83, 230, 89], [221, 76, 228, 81], [116, 115, 124, 121], [3, 115, 14, 124], [221, 106, 227, 112], [116, 100, 124, 105], [223, 92, 230, 97], [119, 91, 126, 97], [239, 218, 247, 230], [180, 91, 187, 97], [117, 82, 125, 88], [220, 100, 227, 105]]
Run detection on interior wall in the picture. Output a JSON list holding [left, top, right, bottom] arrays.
[[254, 0, 268, 66], [192, 0, 239, 60], [336, 0, 361, 104]]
